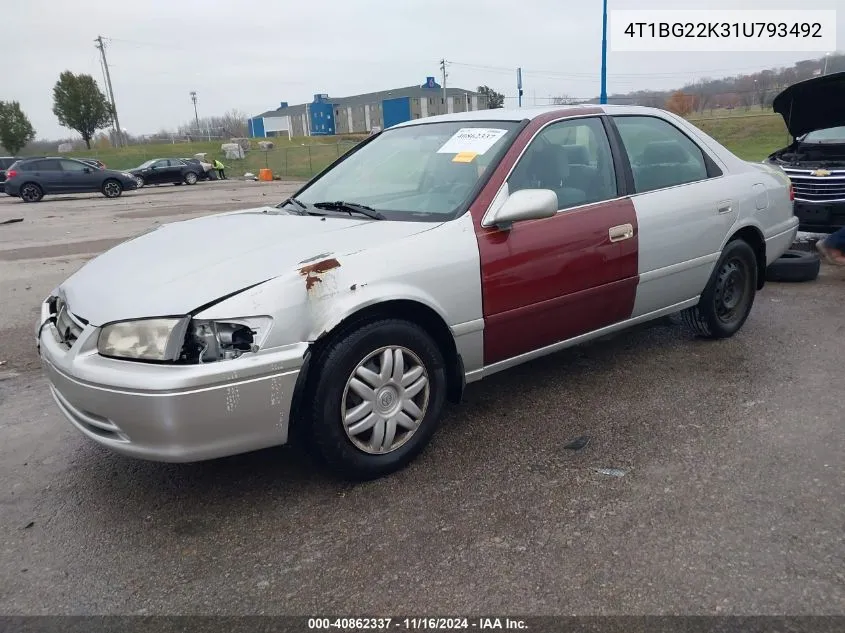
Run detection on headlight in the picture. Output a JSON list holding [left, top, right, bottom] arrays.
[[123, 172, 134, 178], [98, 317, 190, 361], [183, 317, 270, 363]]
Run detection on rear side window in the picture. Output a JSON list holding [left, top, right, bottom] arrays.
[[32, 159, 62, 170], [613, 116, 713, 194]]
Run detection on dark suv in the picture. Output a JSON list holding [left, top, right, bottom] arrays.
[[128, 158, 204, 187], [766, 71, 845, 233], [4, 157, 138, 202], [0, 156, 21, 186]]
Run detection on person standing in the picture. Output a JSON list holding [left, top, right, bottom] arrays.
[[816, 227, 845, 265], [214, 158, 226, 180]]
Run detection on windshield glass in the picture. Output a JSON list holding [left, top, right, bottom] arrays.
[[293, 120, 521, 220], [136, 159, 156, 169], [800, 126, 845, 144]]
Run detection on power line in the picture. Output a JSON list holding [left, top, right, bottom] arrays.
[[95, 35, 123, 147]]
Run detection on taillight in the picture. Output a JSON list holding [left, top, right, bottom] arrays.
[[6, 169, 17, 179], [789, 183, 794, 201]]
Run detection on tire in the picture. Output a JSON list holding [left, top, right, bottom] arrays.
[[682, 238, 758, 339], [102, 179, 122, 198], [134, 176, 145, 188], [305, 319, 447, 480], [184, 171, 198, 185], [765, 249, 821, 283], [20, 183, 43, 203]]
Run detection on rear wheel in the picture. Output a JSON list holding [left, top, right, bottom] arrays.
[[305, 319, 447, 480], [184, 171, 198, 185], [682, 239, 757, 339], [20, 183, 43, 203], [102, 179, 122, 198]]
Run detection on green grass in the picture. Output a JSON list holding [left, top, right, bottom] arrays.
[[33, 135, 368, 180], [28, 109, 788, 178], [688, 111, 789, 161]]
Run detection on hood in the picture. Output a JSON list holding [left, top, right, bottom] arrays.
[[59, 207, 440, 326], [772, 71, 845, 139]]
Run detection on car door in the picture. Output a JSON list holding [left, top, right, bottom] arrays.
[[475, 115, 639, 365], [147, 159, 170, 184], [59, 159, 99, 192], [609, 114, 735, 317], [30, 159, 65, 193]]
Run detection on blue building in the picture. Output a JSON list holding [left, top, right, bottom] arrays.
[[249, 77, 486, 139]]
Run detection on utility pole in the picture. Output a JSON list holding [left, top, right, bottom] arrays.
[[600, 0, 608, 104], [190, 91, 200, 135], [440, 58, 448, 113], [95, 35, 122, 147]]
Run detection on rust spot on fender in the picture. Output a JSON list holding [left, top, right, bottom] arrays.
[[299, 258, 341, 290]]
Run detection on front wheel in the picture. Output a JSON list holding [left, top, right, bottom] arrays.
[[682, 239, 757, 339], [134, 176, 145, 188], [102, 179, 123, 198], [305, 319, 447, 480]]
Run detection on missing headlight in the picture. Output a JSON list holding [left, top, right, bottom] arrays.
[[182, 320, 258, 363]]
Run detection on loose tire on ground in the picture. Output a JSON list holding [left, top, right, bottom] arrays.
[[20, 183, 43, 203], [764, 249, 820, 283], [304, 318, 447, 481], [102, 179, 123, 198], [682, 238, 758, 339]]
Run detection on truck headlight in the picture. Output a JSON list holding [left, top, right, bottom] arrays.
[[98, 317, 190, 361]]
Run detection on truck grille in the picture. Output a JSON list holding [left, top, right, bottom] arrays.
[[782, 169, 845, 203]]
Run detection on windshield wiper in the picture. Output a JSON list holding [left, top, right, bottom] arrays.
[[312, 201, 385, 220], [277, 196, 309, 214]]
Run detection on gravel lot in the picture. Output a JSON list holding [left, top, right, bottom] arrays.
[[0, 182, 843, 615]]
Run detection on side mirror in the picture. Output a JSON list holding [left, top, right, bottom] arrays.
[[83, 167, 91, 173], [484, 188, 558, 230]]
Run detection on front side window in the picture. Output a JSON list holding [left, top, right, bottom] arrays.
[[613, 115, 710, 193], [154, 159, 170, 169], [507, 117, 617, 210], [295, 120, 521, 220]]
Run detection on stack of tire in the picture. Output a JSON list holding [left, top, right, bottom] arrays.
[[765, 238, 821, 283]]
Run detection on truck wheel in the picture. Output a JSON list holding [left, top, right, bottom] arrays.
[[305, 319, 447, 480]]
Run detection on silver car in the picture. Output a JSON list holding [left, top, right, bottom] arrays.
[[36, 105, 798, 480]]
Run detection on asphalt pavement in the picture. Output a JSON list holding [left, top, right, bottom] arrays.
[[0, 184, 843, 615]]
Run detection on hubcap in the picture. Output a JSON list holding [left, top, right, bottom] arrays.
[[714, 257, 749, 324], [105, 182, 119, 196], [341, 346, 430, 455], [22, 185, 38, 201], [135, 177, 144, 187]]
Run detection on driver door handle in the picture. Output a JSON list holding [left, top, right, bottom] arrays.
[[609, 223, 634, 242]]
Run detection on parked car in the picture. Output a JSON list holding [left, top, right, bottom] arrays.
[[4, 157, 138, 202], [766, 71, 845, 233], [79, 158, 107, 170], [0, 156, 22, 185], [128, 158, 203, 187], [36, 104, 798, 480], [179, 157, 214, 180]]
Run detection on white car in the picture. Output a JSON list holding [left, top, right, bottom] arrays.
[[36, 105, 798, 479]]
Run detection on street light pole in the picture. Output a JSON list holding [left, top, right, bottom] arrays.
[[600, 0, 608, 104], [190, 91, 199, 134]]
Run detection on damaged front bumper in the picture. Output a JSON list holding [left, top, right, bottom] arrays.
[[36, 298, 308, 462]]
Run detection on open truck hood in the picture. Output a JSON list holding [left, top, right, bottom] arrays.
[[772, 71, 845, 139]]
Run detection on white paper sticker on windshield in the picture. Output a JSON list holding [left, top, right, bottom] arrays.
[[437, 128, 508, 156]]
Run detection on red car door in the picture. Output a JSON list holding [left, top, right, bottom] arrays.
[[469, 111, 639, 365]]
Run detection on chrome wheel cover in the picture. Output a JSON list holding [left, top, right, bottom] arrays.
[[341, 346, 430, 454]]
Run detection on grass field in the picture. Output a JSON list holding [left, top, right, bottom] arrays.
[[32, 107, 790, 180]]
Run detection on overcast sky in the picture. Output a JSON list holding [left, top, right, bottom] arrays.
[[4, 0, 842, 140]]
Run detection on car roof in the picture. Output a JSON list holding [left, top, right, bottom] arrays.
[[388, 104, 670, 128]]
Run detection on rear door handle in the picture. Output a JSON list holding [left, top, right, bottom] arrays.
[[609, 223, 634, 242]]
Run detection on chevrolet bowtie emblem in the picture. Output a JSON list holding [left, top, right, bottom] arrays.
[[811, 169, 831, 177]]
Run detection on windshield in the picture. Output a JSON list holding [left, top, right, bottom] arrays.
[[293, 120, 521, 220], [136, 159, 156, 169], [800, 126, 845, 144]]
